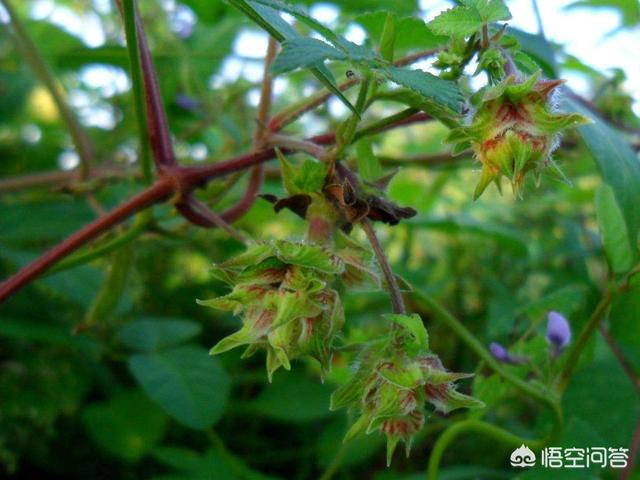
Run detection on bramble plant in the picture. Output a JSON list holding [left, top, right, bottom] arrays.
[[0, 0, 639, 478]]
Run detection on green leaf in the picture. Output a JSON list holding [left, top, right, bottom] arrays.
[[152, 447, 236, 479], [247, 373, 334, 422], [295, 159, 327, 193], [568, 97, 640, 257], [562, 360, 639, 446], [384, 313, 429, 353], [246, 0, 376, 62], [609, 277, 640, 372], [463, 0, 512, 23], [355, 139, 383, 182], [595, 184, 634, 273], [271, 38, 347, 75], [381, 66, 462, 113], [82, 391, 168, 462], [356, 12, 448, 54], [428, 6, 483, 37], [517, 285, 588, 321], [408, 216, 528, 256], [228, 0, 357, 115], [118, 317, 202, 352], [507, 28, 558, 78], [128, 345, 231, 430], [379, 13, 396, 62], [274, 240, 344, 274]]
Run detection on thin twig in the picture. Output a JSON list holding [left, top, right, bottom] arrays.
[[268, 135, 330, 161], [267, 48, 440, 132], [599, 323, 640, 394], [0, 165, 137, 193], [531, 0, 546, 39], [556, 292, 613, 392], [622, 417, 640, 480], [1, 0, 94, 179], [361, 219, 406, 314]]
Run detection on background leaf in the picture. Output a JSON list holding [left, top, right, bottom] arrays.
[[128, 346, 231, 429]]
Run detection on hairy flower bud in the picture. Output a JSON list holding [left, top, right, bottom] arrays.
[[330, 314, 483, 465], [198, 240, 346, 380], [447, 71, 590, 199]]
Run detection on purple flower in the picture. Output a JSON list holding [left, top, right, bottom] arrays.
[[489, 342, 527, 364], [546, 311, 571, 356], [175, 94, 200, 111], [490, 342, 511, 363]]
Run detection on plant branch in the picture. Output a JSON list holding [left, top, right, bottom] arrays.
[[361, 219, 406, 314], [599, 323, 640, 394], [268, 135, 330, 161], [556, 292, 612, 392], [427, 420, 546, 480], [122, 0, 176, 168], [0, 165, 138, 193], [0, 112, 431, 304], [118, 0, 153, 183], [1, 0, 94, 179], [0, 177, 174, 303], [218, 37, 278, 226], [622, 416, 640, 480]]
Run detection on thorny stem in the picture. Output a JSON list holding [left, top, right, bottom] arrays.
[[119, 0, 153, 184], [1, 0, 95, 179], [361, 219, 406, 315], [0, 113, 431, 304], [0, 178, 174, 302], [128, 1, 176, 168]]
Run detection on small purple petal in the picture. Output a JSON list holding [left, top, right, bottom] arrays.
[[175, 94, 200, 111], [490, 342, 511, 363], [546, 311, 571, 350]]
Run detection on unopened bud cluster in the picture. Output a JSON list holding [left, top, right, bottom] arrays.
[[198, 239, 377, 380], [447, 71, 590, 199], [331, 314, 483, 465]]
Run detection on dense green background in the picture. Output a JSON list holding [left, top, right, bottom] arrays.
[[0, 0, 639, 478]]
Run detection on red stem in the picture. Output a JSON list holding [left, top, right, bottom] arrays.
[[0, 113, 428, 305], [133, 4, 176, 167], [0, 177, 173, 302]]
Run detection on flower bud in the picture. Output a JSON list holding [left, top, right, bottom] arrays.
[[198, 240, 345, 381], [446, 71, 590, 199], [490, 342, 511, 363], [489, 342, 528, 365], [546, 311, 571, 356], [330, 315, 483, 465]]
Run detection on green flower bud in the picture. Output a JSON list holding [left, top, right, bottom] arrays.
[[446, 71, 590, 199], [330, 315, 483, 465], [198, 240, 346, 381]]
